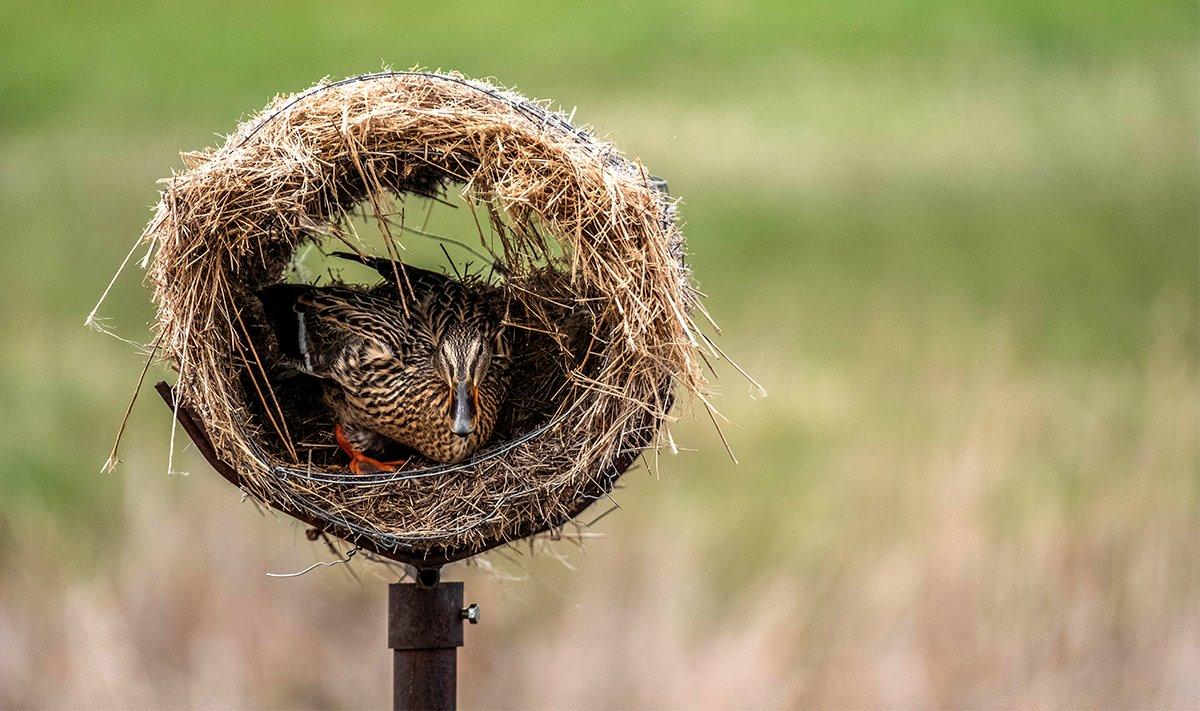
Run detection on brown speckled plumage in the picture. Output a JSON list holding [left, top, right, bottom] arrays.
[[259, 254, 510, 464]]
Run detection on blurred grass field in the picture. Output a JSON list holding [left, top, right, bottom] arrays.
[[0, 2, 1196, 708]]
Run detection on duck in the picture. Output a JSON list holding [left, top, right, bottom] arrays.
[[256, 252, 510, 473]]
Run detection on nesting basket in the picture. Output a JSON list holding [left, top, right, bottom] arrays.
[[142, 71, 708, 566]]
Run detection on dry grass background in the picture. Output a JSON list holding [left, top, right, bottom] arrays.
[[1, 302, 1193, 708], [0, 2, 1196, 709]]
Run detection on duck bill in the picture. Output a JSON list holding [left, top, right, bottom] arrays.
[[451, 380, 476, 437]]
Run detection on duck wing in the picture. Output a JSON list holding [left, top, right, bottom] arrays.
[[329, 251, 457, 294], [330, 250, 507, 339], [256, 283, 421, 382]]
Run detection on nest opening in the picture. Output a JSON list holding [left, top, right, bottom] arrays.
[[143, 71, 706, 563], [240, 189, 597, 475]]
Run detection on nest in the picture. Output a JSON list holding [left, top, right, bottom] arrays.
[[141, 71, 709, 565]]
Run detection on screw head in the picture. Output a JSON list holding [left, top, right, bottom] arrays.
[[460, 603, 480, 624]]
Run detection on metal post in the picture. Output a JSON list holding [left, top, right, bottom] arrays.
[[389, 570, 474, 710]]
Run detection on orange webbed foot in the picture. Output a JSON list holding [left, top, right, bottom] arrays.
[[348, 455, 406, 476], [335, 424, 407, 475]]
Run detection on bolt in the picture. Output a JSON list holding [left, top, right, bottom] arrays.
[[460, 604, 480, 624]]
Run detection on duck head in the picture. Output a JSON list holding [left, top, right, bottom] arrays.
[[437, 323, 492, 439]]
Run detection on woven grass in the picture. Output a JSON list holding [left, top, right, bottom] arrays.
[[139, 71, 712, 560]]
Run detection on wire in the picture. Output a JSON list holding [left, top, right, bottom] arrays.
[[266, 546, 360, 578]]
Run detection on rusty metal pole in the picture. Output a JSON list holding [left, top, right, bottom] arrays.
[[388, 570, 475, 710]]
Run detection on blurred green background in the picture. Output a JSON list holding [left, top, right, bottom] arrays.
[[1, 2, 1196, 708]]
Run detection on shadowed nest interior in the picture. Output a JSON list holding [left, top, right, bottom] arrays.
[[140, 71, 713, 563]]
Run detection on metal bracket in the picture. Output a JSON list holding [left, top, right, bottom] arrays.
[[389, 580, 467, 709]]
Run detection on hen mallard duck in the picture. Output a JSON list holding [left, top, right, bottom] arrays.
[[257, 252, 510, 473]]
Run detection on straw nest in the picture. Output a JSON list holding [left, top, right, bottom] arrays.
[[141, 71, 710, 563]]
